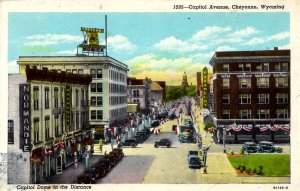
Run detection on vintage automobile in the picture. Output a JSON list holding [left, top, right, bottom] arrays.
[[77, 167, 100, 184], [118, 138, 138, 148], [98, 155, 112, 172], [92, 162, 109, 178], [242, 142, 259, 154], [151, 120, 160, 127], [112, 148, 124, 159], [178, 132, 196, 143], [154, 138, 172, 148], [134, 134, 145, 143], [188, 151, 201, 169], [258, 141, 282, 153], [108, 150, 122, 164]]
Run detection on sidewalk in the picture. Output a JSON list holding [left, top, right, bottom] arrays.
[[41, 155, 101, 184]]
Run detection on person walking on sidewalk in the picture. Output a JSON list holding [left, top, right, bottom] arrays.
[[74, 157, 78, 169], [110, 137, 115, 150], [98, 139, 103, 153]]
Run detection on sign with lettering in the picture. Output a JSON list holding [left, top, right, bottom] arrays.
[[202, 67, 208, 108], [19, 84, 31, 152], [65, 85, 72, 131]]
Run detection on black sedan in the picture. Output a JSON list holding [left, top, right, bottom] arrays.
[[154, 139, 172, 148]]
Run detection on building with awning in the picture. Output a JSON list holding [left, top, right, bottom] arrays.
[[208, 48, 290, 143]]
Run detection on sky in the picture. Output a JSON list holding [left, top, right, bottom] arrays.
[[8, 12, 290, 85]]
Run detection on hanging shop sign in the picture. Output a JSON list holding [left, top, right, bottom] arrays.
[[19, 84, 31, 152], [202, 67, 208, 109], [65, 85, 72, 131]]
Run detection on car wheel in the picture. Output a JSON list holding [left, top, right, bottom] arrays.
[[118, 144, 122, 148], [154, 144, 158, 148], [167, 143, 171, 148]]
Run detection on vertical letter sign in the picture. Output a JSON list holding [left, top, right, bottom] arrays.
[[19, 84, 31, 152], [202, 67, 208, 109]]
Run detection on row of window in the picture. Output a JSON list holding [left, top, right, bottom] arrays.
[[33, 86, 87, 110], [222, 63, 289, 72], [66, 69, 84, 74], [109, 83, 126, 94], [222, 109, 289, 119], [65, 69, 103, 79], [110, 107, 127, 119], [110, 96, 127, 105], [222, 93, 288, 104], [222, 77, 289, 89], [109, 69, 126, 82]]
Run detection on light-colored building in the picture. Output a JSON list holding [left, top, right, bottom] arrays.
[[150, 81, 164, 107], [127, 77, 151, 112], [18, 55, 128, 140], [8, 66, 92, 183]]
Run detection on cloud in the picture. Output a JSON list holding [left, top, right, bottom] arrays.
[[278, 44, 290, 49], [244, 31, 289, 46], [228, 27, 259, 38], [51, 48, 77, 55], [192, 26, 231, 41], [126, 54, 209, 85], [25, 34, 82, 46], [8, 60, 19, 74], [107, 35, 136, 52], [216, 46, 237, 51]]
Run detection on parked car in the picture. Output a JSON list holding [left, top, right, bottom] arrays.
[[134, 135, 145, 143], [118, 138, 138, 148], [77, 173, 97, 184], [98, 155, 112, 172], [179, 132, 196, 143], [242, 142, 259, 153], [154, 139, 172, 148], [258, 141, 282, 153], [151, 120, 160, 127], [111, 148, 124, 160], [188, 151, 201, 169], [92, 163, 109, 178]]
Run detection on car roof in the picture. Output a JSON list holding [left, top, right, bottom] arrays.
[[259, 141, 273, 144]]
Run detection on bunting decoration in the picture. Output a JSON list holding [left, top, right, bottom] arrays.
[[54, 140, 65, 151], [44, 146, 53, 155], [150, 127, 160, 134]]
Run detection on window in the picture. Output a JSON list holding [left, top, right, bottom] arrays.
[[222, 110, 230, 119], [45, 87, 50, 109], [54, 115, 59, 137], [275, 63, 280, 71], [72, 69, 77, 74], [223, 64, 229, 72], [33, 87, 39, 110], [91, 97, 96, 106], [78, 69, 83, 74], [257, 94, 269, 104], [222, 78, 230, 89], [90, 69, 97, 78], [238, 64, 243, 71], [91, 83, 96, 92], [256, 63, 269, 71], [97, 97, 103, 106], [33, 118, 39, 143], [97, 83, 103, 93], [66, 69, 71, 73], [61, 88, 64, 107], [239, 78, 251, 88], [133, 90, 139, 97], [276, 93, 288, 104], [275, 77, 288, 88], [239, 94, 251, 104], [257, 78, 269, 88], [282, 63, 288, 71], [276, 109, 289, 118], [239, 110, 251, 119], [76, 112, 79, 130], [257, 109, 270, 119], [45, 116, 50, 140], [8, 120, 14, 144], [245, 64, 251, 71], [91, 110, 102, 120], [222, 94, 230, 104], [75, 89, 79, 107], [54, 87, 59, 108], [97, 69, 102, 78]]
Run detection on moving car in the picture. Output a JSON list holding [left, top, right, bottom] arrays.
[[154, 139, 172, 148], [178, 132, 196, 143], [118, 138, 138, 148], [242, 142, 259, 154], [188, 151, 201, 169]]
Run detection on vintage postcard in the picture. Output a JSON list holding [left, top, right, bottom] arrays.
[[0, 0, 299, 191]]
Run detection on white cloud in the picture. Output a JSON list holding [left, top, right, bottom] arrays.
[[244, 31, 290, 46], [25, 34, 82, 46], [192, 26, 231, 41], [52, 48, 77, 55], [278, 44, 290, 49], [216, 46, 237, 51], [154, 36, 206, 53], [107, 35, 136, 52], [228, 27, 259, 38], [8, 60, 19, 74]]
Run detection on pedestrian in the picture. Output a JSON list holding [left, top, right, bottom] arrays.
[[74, 157, 78, 169], [110, 137, 115, 150], [98, 139, 103, 153]]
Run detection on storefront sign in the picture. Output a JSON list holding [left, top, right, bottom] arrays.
[[19, 84, 31, 152], [65, 85, 72, 131], [202, 67, 208, 108]]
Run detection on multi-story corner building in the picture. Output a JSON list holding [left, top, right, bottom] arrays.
[[8, 66, 92, 183], [127, 77, 151, 113], [209, 48, 290, 143], [18, 55, 128, 140], [150, 81, 165, 107]]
